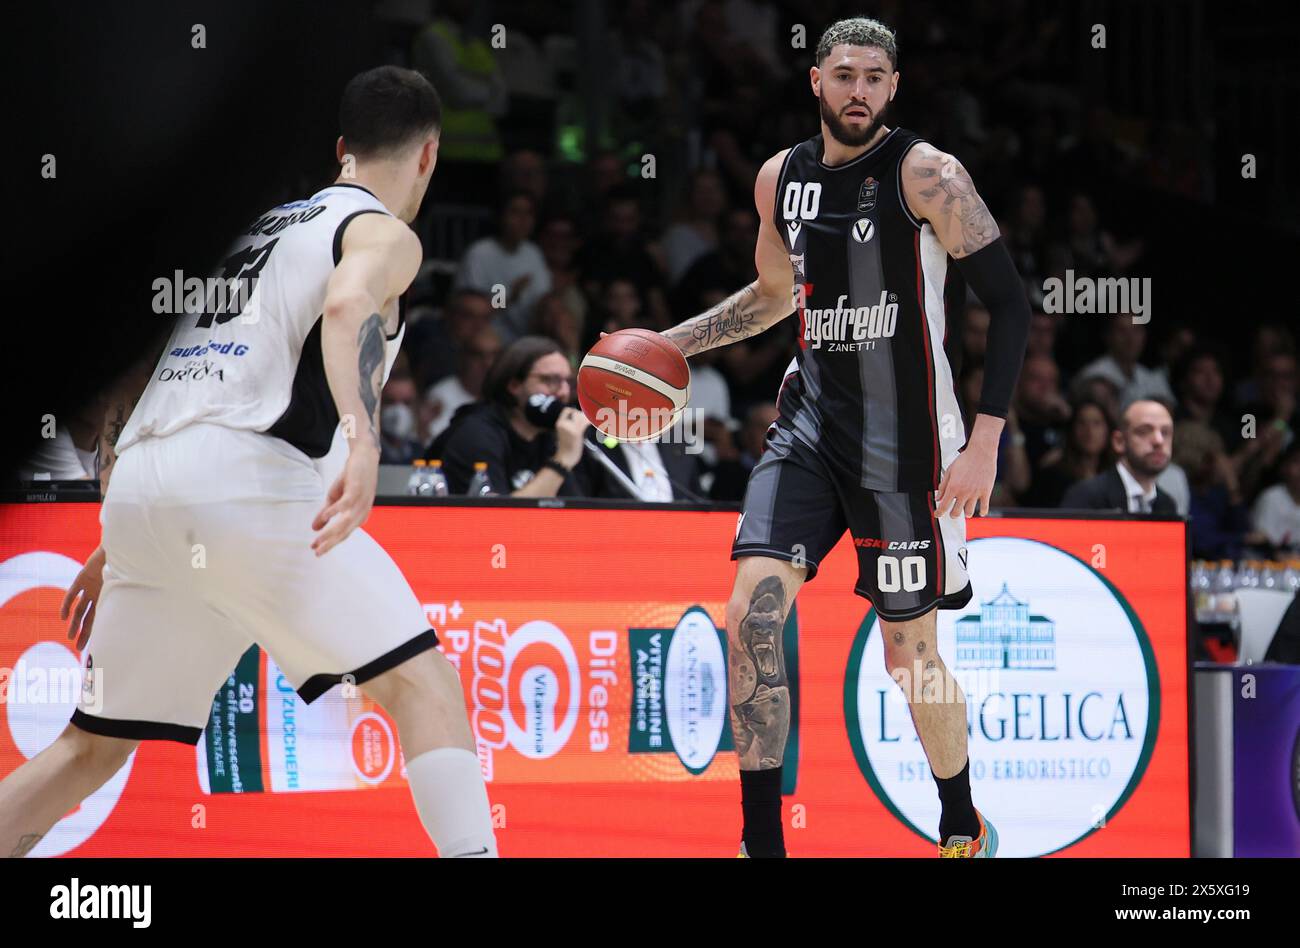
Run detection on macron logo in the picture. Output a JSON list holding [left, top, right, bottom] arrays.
[[49, 878, 151, 929]]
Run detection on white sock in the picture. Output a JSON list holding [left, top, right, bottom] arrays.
[[404, 747, 498, 857]]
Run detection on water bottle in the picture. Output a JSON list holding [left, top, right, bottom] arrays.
[[1262, 561, 1280, 590], [427, 459, 450, 497], [406, 459, 426, 496], [1213, 560, 1237, 623], [1190, 561, 1210, 621], [416, 459, 436, 497], [1284, 560, 1300, 593], [466, 461, 494, 497]]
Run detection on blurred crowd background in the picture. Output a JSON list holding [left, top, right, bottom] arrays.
[[18, 0, 1300, 562]]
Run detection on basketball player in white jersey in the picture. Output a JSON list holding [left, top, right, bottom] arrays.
[[0, 67, 498, 858]]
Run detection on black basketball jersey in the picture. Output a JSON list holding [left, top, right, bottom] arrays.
[[773, 127, 965, 493]]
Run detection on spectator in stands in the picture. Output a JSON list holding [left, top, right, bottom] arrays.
[[424, 325, 501, 443], [708, 401, 779, 502], [492, 0, 560, 153], [1233, 323, 1295, 407], [1003, 183, 1050, 308], [593, 277, 648, 342], [1048, 191, 1144, 279], [1174, 349, 1240, 449], [537, 213, 588, 338], [575, 150, 627, 235], [1176, 420, 1255, 561], [1070, 372, 1122, 427], [378, 370, 427, 465], [1057, 106, 1134, 204], [530, 291, 582, 370], [1251, 443, 1300, 553], [1154, 325, 1197, 395], [578, 186, 664, 297], [1014, 353, 1071, 469], [405, 288, 493, 390], [959, 361, 985, 432], [411, 0, 506, 203], [1024, 396, 1114, 508], [996, 406, 1034, 505], [662, 169, 728, 285], [499, 149, 550, 210], [960, 303, 990, 366], [430, 335, 595, 497], [1077, 319, 1176, 407], [672, 206, 759, 319], [1026, 310, 1057, 359], [1236, 350, 1299, 500], [604, 0, 670, 146], [1060, 398, 1176, 513], [454, 189, 551, 342]]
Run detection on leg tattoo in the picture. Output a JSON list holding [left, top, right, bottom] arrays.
[[729, 576, 791, 770]]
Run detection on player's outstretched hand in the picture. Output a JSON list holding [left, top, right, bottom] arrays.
[[935, 444, 996, 518], [311, 448, 379, 557], [60, 545, 107, 651]]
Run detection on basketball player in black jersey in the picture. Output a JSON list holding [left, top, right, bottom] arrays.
[[661, 18, 1030, 856]]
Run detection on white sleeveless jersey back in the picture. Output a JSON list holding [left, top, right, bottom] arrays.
[[118, 183, 406, 459]]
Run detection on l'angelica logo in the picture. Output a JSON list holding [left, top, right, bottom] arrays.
[[629, 605, 801, 789], [843, 537, 1161, 857], [629, 607, 731, 774], [952, 583, 1056, 670]]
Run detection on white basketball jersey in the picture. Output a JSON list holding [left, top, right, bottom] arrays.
[[118, 183, 407, 459]]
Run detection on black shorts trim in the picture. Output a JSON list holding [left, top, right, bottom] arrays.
[[854, 581, 974, 622], [730, 544, 821, 581], [297, 628, 441, 704], [69, 709, 202, 745]]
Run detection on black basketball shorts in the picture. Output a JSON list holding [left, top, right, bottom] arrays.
[[731, 425, 973, 622]]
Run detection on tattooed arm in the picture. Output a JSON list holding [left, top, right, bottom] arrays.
[[900, 142, 1000, 258], [903, 143, 1031, 518], [312, 213, 422, 556], [663, 150, 796, 357]]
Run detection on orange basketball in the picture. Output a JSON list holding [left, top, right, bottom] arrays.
[[578, 328, 691, 441]]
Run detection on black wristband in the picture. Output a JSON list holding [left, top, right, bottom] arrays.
[[542, 458, 570, 478]]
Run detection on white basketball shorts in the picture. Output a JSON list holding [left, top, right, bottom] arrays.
[[71, 422, 436, 744]]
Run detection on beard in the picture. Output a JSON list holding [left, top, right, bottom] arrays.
[[819, 90, 889, 148], [1129, 448, 1170, 478]]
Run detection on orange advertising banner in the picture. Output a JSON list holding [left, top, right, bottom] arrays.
[[0, 502, 1189, 857]]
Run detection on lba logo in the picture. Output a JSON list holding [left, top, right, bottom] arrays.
[[843, 537, 1159, 857], [0, 553, 135, 856]]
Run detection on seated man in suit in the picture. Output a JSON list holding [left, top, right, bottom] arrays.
[[589, 423, 705, 502], [1060, 397, 1177, 514]]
